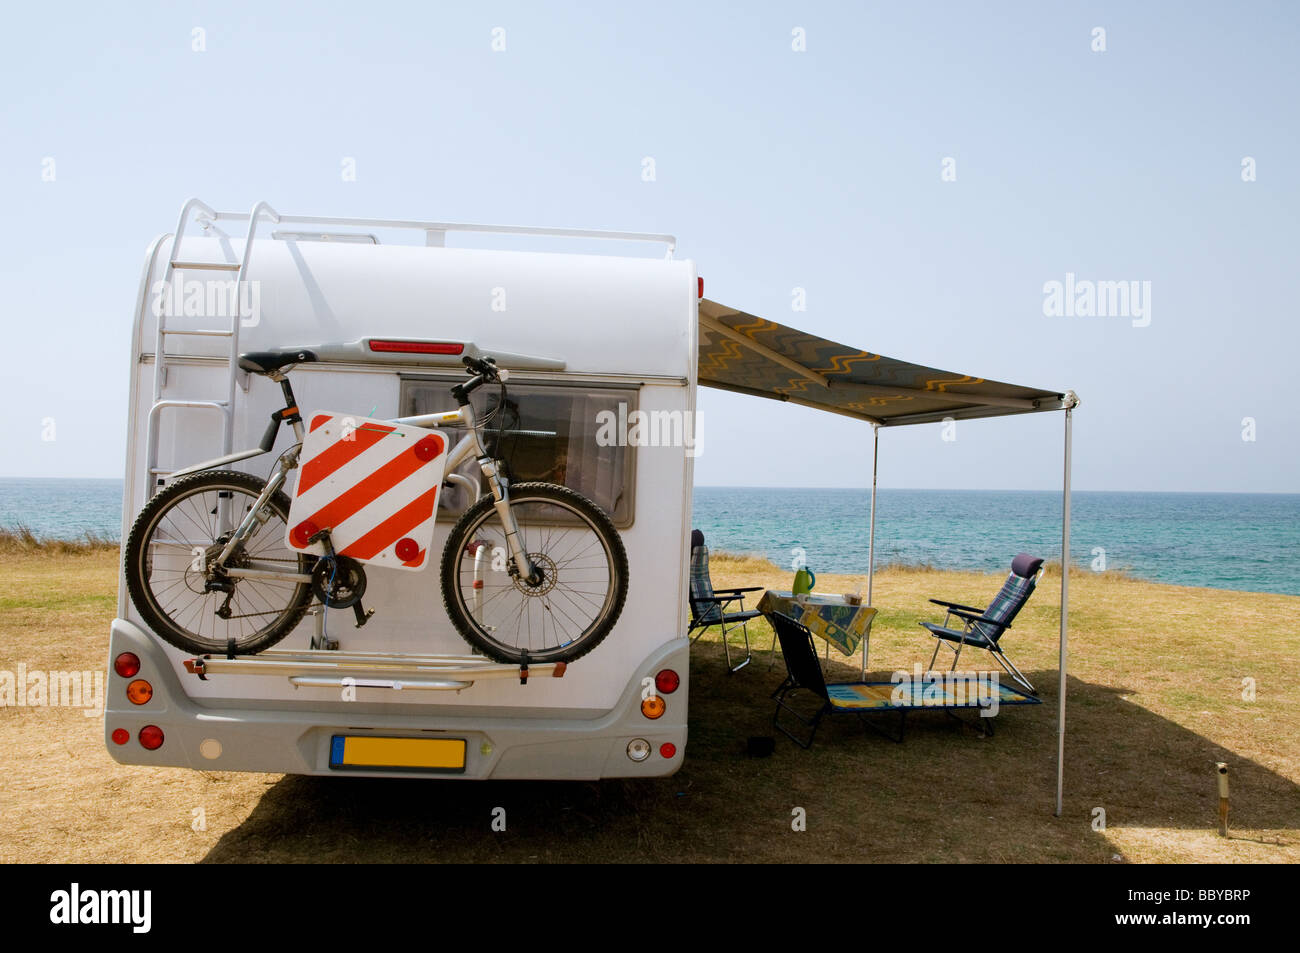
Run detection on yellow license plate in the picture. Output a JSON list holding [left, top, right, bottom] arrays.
[[330, 735, 466, 773]]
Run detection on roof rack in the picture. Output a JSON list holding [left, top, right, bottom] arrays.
[[194, 202, 677, 257]]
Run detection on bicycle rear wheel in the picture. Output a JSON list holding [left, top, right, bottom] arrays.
[[440, 482, 628, 664], [123, 469, 315, 655]]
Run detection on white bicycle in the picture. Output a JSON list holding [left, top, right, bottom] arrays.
[[124, 350, 628, 665]]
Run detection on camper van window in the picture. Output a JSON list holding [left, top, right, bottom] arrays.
[[400, 378, 635, 527]]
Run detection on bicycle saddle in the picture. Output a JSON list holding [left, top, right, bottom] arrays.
[[237, 348, 319, 374]]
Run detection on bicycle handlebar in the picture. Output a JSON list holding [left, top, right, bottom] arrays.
[[462, 354, 493, 374], [452, 355, 507, 404]]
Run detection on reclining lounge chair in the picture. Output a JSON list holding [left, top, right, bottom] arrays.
[[920, 552, 1043, 694]]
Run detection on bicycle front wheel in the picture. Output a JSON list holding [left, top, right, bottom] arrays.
[[440, 482, 628, 664], [123, 469, 315, 655]]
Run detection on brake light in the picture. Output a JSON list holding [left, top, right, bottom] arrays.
[[368, 340, 464, 355], [138, 726, 164, 750], [126, 680, 153, 705], [114, 653, 140, 678], [641, 696, 666, 719], [655, 669, 680, 694], [697, 277, 704, 299]]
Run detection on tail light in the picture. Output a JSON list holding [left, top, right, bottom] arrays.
[[138, 726, 164, 750], [655, 669, 680, 694], [114, 653, 141, 678], [110, 728, 129, 745], [659, 742, 677, 759]]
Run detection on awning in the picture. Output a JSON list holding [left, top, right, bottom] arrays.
[[697, 298, 1078, 818], [698, 299, 1071, 427]]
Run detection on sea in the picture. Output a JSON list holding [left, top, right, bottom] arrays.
[[1, 478, 1297, 596]]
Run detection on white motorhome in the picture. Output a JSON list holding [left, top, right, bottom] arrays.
[[106, 200, 697, 779], [108, 200, 1072, 783]]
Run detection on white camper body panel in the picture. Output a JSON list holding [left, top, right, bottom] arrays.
[[107, 218, 697, 779]]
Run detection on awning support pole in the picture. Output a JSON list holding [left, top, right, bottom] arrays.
[[867, 425, 879, 606], [1056, 405, 1073, 817], [865, 424, 879, 679]]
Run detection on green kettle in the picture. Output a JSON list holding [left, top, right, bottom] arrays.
[[793, 567, 816, 596]]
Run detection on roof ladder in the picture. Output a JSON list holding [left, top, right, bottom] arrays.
[[144, 199, 280, 492]]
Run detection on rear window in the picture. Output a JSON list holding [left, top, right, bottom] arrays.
[[400, 377, 636, 526]]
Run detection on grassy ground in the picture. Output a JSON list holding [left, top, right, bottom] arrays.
[[1, 546, 1296, 863]]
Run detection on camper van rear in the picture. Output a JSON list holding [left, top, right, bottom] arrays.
[[106, 204, 697, 779]]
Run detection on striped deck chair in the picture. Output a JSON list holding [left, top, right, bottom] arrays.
[[688, 529, 763, 673], [920, 552, 1043, 694]]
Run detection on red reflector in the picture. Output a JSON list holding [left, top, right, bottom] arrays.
[[111, 728, 129, 746], [139, 726, 164, 750], [660, 742, 677, 759], [413, 435, 442, 461], [697, 277, 704, 299], [369, 340, 465, 355], [655, 669, 680, 694], [114, 652, 141, 678], [292, 520, 319, 548], [395, 537, 419, 561]]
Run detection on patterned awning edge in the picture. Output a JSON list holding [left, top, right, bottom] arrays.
[[698, 299, 1073, 427]]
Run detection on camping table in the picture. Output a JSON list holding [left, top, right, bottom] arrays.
[[758, 591, 878, 678]]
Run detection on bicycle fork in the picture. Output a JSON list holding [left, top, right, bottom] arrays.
[[479, 457, 540, 585]]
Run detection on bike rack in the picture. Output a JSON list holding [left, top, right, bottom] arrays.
[[183, 648, 564, 691]]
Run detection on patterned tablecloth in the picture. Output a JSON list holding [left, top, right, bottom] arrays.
[[757, 590, 877, 657]]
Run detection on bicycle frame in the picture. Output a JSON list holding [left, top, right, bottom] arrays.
[[212, 377, 536, 587]]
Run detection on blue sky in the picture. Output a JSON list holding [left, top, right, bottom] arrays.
[[2, 1, 1297, 491]]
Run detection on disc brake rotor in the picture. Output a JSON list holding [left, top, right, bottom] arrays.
[[511, 552, 557, 596]]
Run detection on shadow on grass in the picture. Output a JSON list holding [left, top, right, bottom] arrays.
[[201, 645, 1299, 863]]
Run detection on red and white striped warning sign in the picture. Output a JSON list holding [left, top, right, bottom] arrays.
[[284, 412, 448, 571]]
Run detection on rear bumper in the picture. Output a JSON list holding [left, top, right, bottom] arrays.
[[104, 619, 688, 779]]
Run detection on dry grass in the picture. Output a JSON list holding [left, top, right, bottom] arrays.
[[0, 524, 118, 556], [0, 548, 1296, 863]]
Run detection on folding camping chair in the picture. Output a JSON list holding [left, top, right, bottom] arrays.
[[769, 611, 906, 746], [687, 529, 764, 673], [919, 552, 1043, 694]]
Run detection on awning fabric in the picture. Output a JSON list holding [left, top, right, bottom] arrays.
[[698, 299, 1070, 427]]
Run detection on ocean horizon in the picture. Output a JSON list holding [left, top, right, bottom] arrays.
[[2, 477, 1297, 597]]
